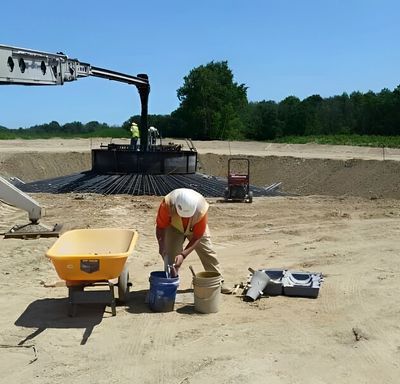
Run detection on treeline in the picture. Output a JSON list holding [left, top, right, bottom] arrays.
[[242, 89, 400, 140], [129, 87, 400, 141], [0, 121, 129, 139], [132, 61, 400, 141], [1, 61, 399, 143]]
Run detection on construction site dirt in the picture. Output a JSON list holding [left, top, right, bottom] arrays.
[[0, 138, 399, 384]]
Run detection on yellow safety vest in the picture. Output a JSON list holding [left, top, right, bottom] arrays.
[[130, 124, 140, 138]]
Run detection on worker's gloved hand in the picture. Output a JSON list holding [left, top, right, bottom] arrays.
[[169, 265, 179, 278], [174, 253, 184, 268], [168, 254, 183, 278]]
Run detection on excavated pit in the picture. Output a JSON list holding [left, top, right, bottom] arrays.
[[13, 150, 278, 197], [2, 150, 400, 199]]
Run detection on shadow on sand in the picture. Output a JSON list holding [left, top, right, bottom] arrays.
[[15, 298, 106, 345], [15, 288, 198, 346]]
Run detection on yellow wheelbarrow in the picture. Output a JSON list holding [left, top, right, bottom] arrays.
[[46, 228, 138, 316]]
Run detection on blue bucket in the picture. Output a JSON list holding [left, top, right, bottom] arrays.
[[148, 271, 180, 312]]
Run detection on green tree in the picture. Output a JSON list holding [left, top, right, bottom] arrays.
[[174, 61, 248, 140], [62, 121, 84, 133], [243, 101, 281, 140], [278, 96, 304, 136], [301, 94, 323, 135], [316, 93, 352, 135]]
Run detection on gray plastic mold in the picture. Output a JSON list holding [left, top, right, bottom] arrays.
[[282, 270, 322, 298], [248, 269, 323, 298], [262, 269, 284, 296]]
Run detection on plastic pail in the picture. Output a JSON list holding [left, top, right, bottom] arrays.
[[193, 271, 222, 314], [149, 271, 179, 312]]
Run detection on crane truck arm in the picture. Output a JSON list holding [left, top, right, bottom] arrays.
[[0, 44, 150, 150], [0, 44, 149, 86], [0, 44, 150, 229]]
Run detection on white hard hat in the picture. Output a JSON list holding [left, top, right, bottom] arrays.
[[175, 189, 199, 218]]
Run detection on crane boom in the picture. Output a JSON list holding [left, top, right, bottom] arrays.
[[0, 44, 150, 150], [0, 44, 151, 228], [0, 44, 148, 86]]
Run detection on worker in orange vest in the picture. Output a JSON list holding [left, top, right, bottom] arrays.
[[155, 188, 232, 293]]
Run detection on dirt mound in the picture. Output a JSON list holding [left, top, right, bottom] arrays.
[[0, 152, 91, 182], [199, 154, 400, 199]]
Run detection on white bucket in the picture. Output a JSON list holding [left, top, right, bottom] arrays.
[[193, 271, 222, 314]]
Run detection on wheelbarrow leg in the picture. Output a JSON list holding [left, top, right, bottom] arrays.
[[68, 287, 74, 317], [109, 282, 116, 316], [68, 286, 79, 317]]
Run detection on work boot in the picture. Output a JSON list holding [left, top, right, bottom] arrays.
[[221, 283, 233, 295]]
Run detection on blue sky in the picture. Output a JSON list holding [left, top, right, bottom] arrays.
[[1, 0, 399, 128]]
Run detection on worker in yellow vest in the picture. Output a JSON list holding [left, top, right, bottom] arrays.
[[130, 122, 140, 151], [155, 188, 232, 294]]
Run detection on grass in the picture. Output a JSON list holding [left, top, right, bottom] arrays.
[[1, 130, 400, 148], [272, 134, 400, 148], [0, 128, 129, 140]]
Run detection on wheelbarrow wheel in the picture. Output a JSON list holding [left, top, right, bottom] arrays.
[[247, 191, 253, 203], [118, 265, 130, 303]]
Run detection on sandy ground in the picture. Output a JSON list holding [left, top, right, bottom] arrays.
[[1, 139, 400, 384], [1, 138, 400, 161]]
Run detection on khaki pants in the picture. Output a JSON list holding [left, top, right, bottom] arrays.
[[164, 224, 222, 276]]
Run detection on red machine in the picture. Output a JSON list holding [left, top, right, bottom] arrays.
[[224, 158, 253, 203]]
